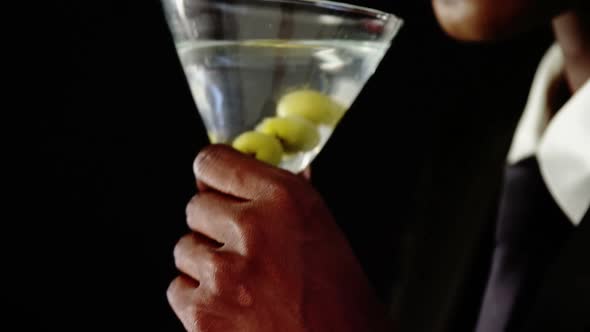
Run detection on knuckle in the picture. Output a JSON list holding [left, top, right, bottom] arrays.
[[205, 253, 233, 293], [173, 234, 193, 265], [233, 208, 262, 254], [193, 149, 212, 175], [167, 276, 185, 305], [193, 145, 226, 177], [185, 196, 200, 224], [167, 277, 212, 332], [185, 196, 196, 216], [166, 278, 179, 300], [234, 283, 254, 308]]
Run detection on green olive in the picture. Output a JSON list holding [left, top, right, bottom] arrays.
[[231, 131, 284, 166], [256, 116, 320, 153], [277, 89, 345, 126]]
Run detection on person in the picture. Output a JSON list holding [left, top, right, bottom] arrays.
[[167, 0, 589, 331]]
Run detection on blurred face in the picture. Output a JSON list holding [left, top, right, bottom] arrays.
[[432, 0, 573, 41]]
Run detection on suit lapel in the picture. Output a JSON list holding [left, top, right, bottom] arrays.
[[521, 211, 590, 332]]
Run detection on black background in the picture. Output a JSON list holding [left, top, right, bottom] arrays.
[[21, 0, 554, 331]]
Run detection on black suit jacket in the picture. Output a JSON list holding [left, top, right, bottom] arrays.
[[520, 214, 590, 332], [394, 103, 590, 332]]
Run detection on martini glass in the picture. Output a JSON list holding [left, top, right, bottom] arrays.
[[161, 0, 403, 173]]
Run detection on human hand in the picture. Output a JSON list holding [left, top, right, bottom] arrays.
[[168, 145, 392, 332]]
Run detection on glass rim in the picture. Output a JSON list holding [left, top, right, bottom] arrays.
[[257, 0, 402, 22]]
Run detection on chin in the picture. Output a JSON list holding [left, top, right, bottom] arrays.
[[431, 0, 564, 41]]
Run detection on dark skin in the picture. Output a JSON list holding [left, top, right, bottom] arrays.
[[168, 1, 590, 331], [169, 146, 392, 331], [433, 0, 590, 91]]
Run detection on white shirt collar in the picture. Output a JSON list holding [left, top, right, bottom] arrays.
[[507, 44, 590, 226]]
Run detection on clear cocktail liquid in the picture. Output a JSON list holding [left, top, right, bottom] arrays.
[[178, 40, 389, 173]]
